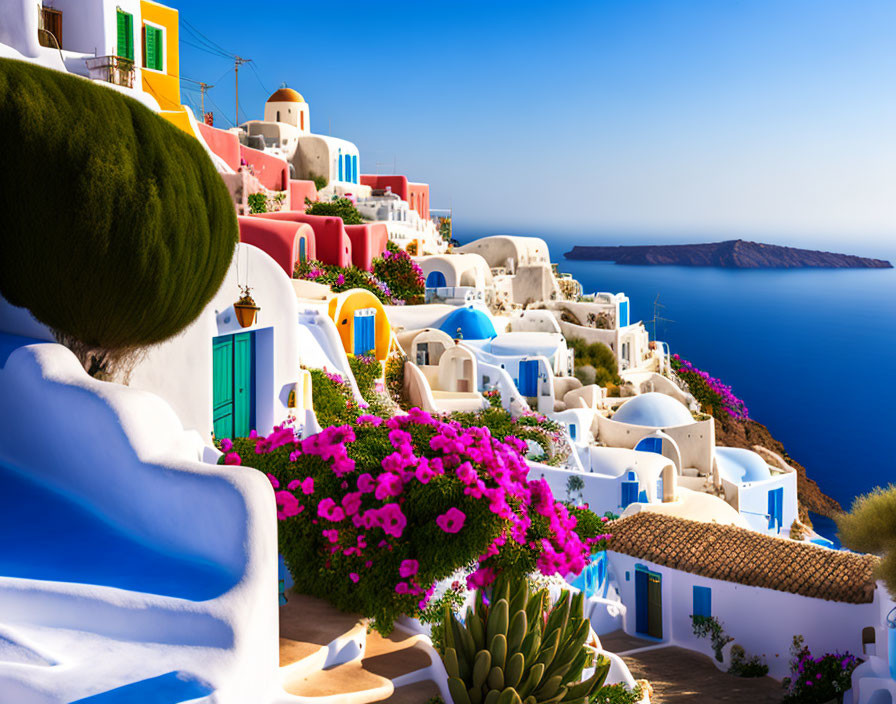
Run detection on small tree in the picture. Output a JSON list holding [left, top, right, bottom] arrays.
[[838, 486, 896, 595], [0, 59, 237, 377]]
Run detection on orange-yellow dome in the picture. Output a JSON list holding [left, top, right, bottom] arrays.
[[267, 87, 304, 103]]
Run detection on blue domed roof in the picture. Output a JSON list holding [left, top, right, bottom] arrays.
[[715, 447, 771, 484], [612, 392, 695, 428], [439, 306, 496, 340]]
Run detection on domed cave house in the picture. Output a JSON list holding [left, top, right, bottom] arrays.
[[598, 392, 798, 535]]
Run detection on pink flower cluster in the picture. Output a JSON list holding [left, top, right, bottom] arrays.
[[249, 406, 592, 609], [672, 354, 749, 420]]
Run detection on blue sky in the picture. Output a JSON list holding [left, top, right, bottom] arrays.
[[175, 0, 896, 251]]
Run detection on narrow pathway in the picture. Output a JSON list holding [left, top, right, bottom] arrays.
[[599, 632, 784, 703]]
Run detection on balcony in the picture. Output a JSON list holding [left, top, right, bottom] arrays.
[[85, 56, 135, 88]]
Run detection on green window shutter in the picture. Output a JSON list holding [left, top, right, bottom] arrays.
[[117, 11, 133, 60], [153, 27, 164, 70], [145, 25, 157, 69]]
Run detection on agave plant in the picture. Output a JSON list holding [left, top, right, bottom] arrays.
[[442, 577, 610, 704]]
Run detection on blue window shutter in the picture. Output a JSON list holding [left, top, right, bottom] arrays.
[[693, 586, 711, 618]]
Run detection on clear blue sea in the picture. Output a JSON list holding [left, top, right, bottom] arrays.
[[456, 229, 896, 515]]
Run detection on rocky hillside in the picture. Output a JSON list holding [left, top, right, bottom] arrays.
[[565, 239, 892, 268], [714, 416, 843, 522]]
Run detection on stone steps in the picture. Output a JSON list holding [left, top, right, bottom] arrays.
[[278, 590, 448, 704]]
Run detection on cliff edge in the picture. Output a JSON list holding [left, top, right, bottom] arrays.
[[565, 239, 892, 269]]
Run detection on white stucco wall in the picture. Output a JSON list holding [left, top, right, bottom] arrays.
[[607, 551, 881, 680], [0, 339, 279, 702], [128, 243, 301, 442]]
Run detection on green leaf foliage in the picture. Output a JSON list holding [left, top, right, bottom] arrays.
[[441, 575, 611, 703], [566, 337, 621, 387], [305, 196, 365, 224], [837, 485, 896, 597], [0, 59, 237, 350]]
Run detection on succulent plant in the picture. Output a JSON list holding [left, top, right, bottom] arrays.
[[442, 577, 610, 704]]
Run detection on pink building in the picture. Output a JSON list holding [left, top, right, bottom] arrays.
[[197, 122, 289, 193], [237, 216, 315, 277], [360, 174, 430, 220], [254, 212, 352, 269]]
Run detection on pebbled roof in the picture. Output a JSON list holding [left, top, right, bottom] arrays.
[[608, 512, 879, 604]]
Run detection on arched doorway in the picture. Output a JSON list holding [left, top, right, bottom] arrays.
[[426, 271, 447, 288]]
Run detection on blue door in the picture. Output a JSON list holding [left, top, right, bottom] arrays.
[[351, 155, 358, 183], [618, 299, 629, 327], [621, 472, 639, 508], [635, 567, 662, 638], [768, 488, 784, 531], [353, 311, 375, 356], [426, 271, 447, 288], [518, 359, 539, 396], [298, 237, 306, 263], [338, 151, 343, 181]]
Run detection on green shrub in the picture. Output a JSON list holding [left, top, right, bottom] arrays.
[[728, 645, 769, 678], [419, 579, 467, 653], [294, 259, 398, 304], [373, 243, 425, 304], [566, 505, 613, 552], [0, 59, 237, 373], [385, 352, 410, 410], [305, 196, 365, 224], [566, 337, 621, 387], [311, 174, 328, 191], [441, 576, 611, 704], [838, 485, 896, 596], [691, 615, 733, 662], [592, 683, 643, 704], [308, 368, 360, 426], [247, 192, 268, 213]]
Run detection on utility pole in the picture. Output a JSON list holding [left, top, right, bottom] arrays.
[[199, 82, 213, 117], [234, 56, 248, 125]]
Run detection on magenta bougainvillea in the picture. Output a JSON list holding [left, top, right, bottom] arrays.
[[223, 408, 605, 631], [671, 354, 749, 420]]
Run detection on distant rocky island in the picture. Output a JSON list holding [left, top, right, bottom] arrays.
[[564, 239, 893, 269]]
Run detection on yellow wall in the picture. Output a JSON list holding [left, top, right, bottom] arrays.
[[328, 290, 392, 362], [140, 0, 191, 132]]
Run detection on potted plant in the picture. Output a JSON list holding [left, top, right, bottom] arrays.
[[234, 285, 259, 328]]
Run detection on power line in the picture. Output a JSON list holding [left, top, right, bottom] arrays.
[[180, 38, 233, 60], [181, 20, 236, 59], [247, 60, 270, 96]]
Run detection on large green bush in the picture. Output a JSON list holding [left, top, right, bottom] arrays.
[[838, 485, 896, 595], [566, 337, 621, 387], [0, 60, 237, 368]]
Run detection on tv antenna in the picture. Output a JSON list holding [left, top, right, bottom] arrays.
[[647, 294, 674, 340]]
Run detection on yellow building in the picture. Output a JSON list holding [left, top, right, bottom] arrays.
[[139, 0, 192, 133], [328, 289, 392, 362]]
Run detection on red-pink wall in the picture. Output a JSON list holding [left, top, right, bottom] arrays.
[[289, 179, 318, 206], [407, 183, 430, 220], [255, 212, 352, 269], [239, 216, 316, 277], [195, 122, 289, 192], [197, 121, 240, 171], [344, 223, 389, 272], [360, 174, 408, 202], [239, 145, 289, 192]]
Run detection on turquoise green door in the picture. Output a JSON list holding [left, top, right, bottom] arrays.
[[213, 332, 255, 439]]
